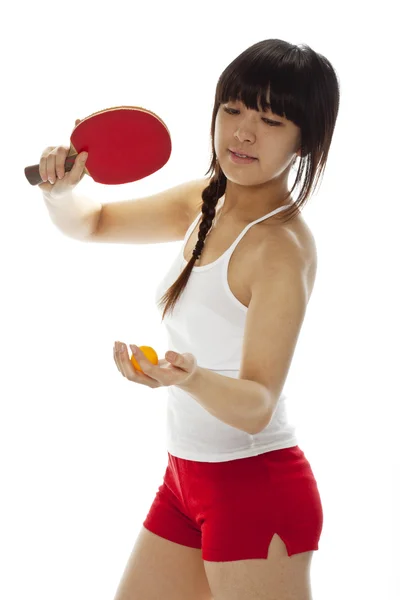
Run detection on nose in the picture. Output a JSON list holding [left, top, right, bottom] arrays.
[[234, 131, 256, 149], [235, 132, 255, 144], [234, 116, 258, 143]]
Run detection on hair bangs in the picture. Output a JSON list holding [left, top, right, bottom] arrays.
[[216, 44, 308, 128]]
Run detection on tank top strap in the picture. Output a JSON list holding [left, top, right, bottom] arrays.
[[223, 203, 292, 261], [183, 202, 292, 260]]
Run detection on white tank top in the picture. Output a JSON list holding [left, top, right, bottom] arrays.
[[153, 197, 298, 462]]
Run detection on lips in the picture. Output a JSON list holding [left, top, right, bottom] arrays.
[[229, 149, 257, 159]]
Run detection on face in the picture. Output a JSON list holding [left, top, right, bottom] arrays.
[[214, 91, 301, 188]]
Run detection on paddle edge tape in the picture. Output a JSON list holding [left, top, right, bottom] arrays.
[[71, 105, 171, 138]]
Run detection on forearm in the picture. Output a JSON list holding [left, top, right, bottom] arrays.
[[42, 190, 103, 240], [176, 366, 271, 435]]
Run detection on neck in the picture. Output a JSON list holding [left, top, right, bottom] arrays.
[[213, 193, 293, 228]]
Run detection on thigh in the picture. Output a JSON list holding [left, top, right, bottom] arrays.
[[204, 534, 313, 600], [112, 526, 213, 600]]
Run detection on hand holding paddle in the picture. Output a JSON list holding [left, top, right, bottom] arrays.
[[37, 119, 88, 200], [25, 105, 172, 189]]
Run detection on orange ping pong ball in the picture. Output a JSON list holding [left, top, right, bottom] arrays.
[[130, 346, 159, 373]]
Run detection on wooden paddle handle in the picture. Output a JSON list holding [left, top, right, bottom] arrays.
[[24, 153, 79, 186]]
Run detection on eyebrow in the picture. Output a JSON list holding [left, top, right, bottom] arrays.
[[228, 99, 273, 112]]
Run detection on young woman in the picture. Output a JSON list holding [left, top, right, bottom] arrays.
[[40, 38, 340, 600]]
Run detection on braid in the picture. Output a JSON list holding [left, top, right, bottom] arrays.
[[192, 172, 226, 260], [157, 166, 226, 321]]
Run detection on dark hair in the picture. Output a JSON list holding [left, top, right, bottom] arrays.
[[157, 38, 340, 321]]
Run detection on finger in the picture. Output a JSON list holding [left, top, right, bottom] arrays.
[[69, 151, 88, 184], [166, 351, 179, 364], [39, 146, 56, 182], [115, 343, 149, 382], [129, 345, 163, 382], [130, 345, 152, 376], [115, 343, 132, 378], [118, 344, 131, 378], [55, 146, 69, 180], [46, 151, 57, 184], [113, 345, 125, 376]]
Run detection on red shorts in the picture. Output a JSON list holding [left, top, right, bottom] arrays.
[[143, 445, 324, 562]]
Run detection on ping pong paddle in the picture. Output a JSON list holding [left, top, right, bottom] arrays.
[[24, 105, 172, 186]]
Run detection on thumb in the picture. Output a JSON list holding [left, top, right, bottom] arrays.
[[166, 351, 197, 371], [166, 351, 179, 363], [69, 151, 88, 182], [76, 152, 88, 168]]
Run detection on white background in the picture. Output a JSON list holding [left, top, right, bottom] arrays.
[[2, 1, 399, 599]]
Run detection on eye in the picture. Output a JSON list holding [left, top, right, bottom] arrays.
[[223, 107, 282, 126]]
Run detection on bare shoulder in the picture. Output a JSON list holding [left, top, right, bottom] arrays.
[[253, 213, 318, 301]]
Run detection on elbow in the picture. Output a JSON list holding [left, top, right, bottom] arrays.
[[248, 415, 270, 435], [249, 386, 274, 435]]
